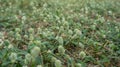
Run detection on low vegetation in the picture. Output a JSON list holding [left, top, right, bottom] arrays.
[[0, 0, 120, 67]]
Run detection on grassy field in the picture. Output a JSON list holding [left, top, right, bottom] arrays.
[[0, 0, 120, 67]]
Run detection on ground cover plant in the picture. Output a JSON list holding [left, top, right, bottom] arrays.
[[0, 0, 120, 67]]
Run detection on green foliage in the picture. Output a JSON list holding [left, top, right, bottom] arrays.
[[0, 0, 120, 67]]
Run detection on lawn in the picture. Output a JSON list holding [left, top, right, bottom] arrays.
[[0, 0, 120, 67]]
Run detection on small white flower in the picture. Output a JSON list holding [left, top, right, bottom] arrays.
[[47, 50, 52, 54], [22, 16, 27, 21], [51, 57, 57, 62], [28, 28, 34, 34], [34, 40, 41, 46], [76, 63, 82, 67], [24, 35, 28, 39], [22, 65, 28, 67], [65, 55, 71, 60], [29, 34, 34, 41], [31, 46, 40, 57], [9, 52, 17, 63], [68, 30, 73, 35], [37, 65, 42, 67], [56, 36, 63, 45], [25, 53, 32, 62], [55, 60, 62, 67], [16, 33, 21, 40], [58, 45, 65, 55], [108, 11, 112, 15], [78, 42, 84, 48], [8, 44, 14, 49], [74, 29, 82, 36], [79, 51, 86, 59], [0, 32, 4, 39], [15, 28, 21, 32], [0, 39, 3, 47]]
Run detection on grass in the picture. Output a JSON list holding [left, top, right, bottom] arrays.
[[0, 0, 120, 67]]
